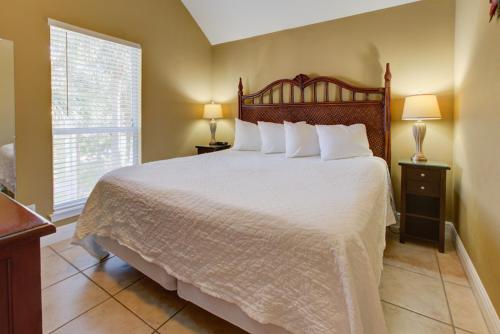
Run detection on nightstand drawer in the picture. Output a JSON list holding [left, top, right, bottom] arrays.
[[407, 180, 440, 197], [407, 168, 440, 183]]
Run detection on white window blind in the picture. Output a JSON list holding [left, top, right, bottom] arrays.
[[50, 21, 141, 220]]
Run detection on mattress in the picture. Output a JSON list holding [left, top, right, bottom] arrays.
[[74, 150, 396, 334], [0, 143, 15, 193]]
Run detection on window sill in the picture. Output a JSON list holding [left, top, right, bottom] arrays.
[[50, 203, 84, 223]]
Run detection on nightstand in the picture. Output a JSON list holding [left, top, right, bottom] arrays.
[[399, 160, 450, 252], [196, 144, 231, 155]]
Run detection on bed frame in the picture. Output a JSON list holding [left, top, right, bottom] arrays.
[[97, 65, 392, 334], [238, 63, 392, 165]]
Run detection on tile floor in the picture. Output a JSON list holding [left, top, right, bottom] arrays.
[[41, 231, 489, 334]]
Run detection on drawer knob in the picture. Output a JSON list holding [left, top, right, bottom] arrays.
[[420, 173, 426, 177], [420, 186, 426, 190]]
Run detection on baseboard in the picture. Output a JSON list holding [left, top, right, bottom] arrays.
[[447, 222, 500, 334], [41, 222, 76, 247]]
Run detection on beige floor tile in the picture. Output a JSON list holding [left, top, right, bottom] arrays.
[[42, 273, 109, 333], [437, 250, 469, 287], [115, 277, 187, 329], [380, 265, 450, 324], [382, 302, 453, 334], [384, 233, 440, 278], [41, 246, 56, 259], [444, 282, 488, 334], [59, 245, 105, 270], [158, 303, 246, 334], [41, 252, 79, 289], [53, 299, 153, 334], [83, 256, 143, 295], [50, 238, 75, 253], [454, 329, 474, 334]]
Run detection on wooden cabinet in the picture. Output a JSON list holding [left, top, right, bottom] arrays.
[[0, 194, 56, 334], [399, 161, 450, 253]]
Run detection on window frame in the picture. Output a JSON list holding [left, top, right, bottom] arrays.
[[48, 19, 142, 222]]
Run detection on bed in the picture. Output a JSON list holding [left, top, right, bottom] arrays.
[[0, 143, 16, 195], [74, 64, 395, 334]]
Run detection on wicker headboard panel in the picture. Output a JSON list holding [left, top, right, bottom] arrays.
[[238, 63, 392, 164]]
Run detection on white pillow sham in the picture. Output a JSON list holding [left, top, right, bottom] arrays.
[[315, 124, 373, 161], [257, 121, 286, 154], [283, 121, 320, 158], [233, 118, 261, 151]]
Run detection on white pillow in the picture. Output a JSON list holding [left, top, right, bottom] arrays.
[[315, 124, 373, 161], [257, 121, 286, 154], [233, 118, 261, 151], [283, 121, 320, 158]]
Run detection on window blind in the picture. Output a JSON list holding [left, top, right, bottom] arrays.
[[50, 23, 141, 220]]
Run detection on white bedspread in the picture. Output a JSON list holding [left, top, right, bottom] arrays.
[[0, 143, 15, 193], [74, 150, 395, 334]]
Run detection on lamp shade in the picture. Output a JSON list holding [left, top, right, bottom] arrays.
[[203, 102, 223, 119], [402, 94, 441, 120]]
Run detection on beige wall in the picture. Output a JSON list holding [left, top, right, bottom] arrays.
[[0, 39, 15, 147], [212, 0, 456, 219], [0, 0, 212, 217], [454, 0, 500, 312], [0, 0, 497, 315]]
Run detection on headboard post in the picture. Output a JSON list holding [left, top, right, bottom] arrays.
[[384, 63, 392, 168], [238, 78, 243, 119]]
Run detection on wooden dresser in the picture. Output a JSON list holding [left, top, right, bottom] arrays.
[[0, 194, 56, 334], [399, 160, 450, 252]]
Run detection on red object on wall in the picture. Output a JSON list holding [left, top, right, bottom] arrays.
[[490, 0, 499, 22]]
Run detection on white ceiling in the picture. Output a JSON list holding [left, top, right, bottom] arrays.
[[181, 0, 419, 45]]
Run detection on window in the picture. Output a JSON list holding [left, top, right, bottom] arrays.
[[49, 20, 141, 221]]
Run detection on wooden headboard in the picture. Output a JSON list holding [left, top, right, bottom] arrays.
[[238, 63, 392, 165]]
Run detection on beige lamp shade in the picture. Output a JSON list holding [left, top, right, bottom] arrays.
[[402, 94, 441, 120], [203, 102, 223, 119]]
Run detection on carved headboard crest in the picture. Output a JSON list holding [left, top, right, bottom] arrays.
[[293, 74, 310, 87]]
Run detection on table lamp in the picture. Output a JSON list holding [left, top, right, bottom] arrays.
[[203, 101, 223, 145], [402, 94, 441, 162]]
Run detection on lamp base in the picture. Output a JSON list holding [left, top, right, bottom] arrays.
[[209, 118, 217, 145], [411, 152, 428, 162], [411, 120, 427, 162]]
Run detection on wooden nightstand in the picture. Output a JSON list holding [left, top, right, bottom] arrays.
[[196, 144, 231, 155], [399, 160, 450, 252]]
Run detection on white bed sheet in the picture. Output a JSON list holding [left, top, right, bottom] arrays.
[[0, 143, 15, 193], [74, 150, 395, 334]]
